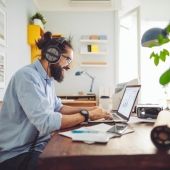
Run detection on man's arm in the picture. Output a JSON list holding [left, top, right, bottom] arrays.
[[60, 107, 113, 129], [59, 105, 99, 115]]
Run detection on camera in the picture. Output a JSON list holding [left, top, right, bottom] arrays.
[[136, 104, 163, 119]]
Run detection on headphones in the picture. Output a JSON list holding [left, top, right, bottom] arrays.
[[43, 37, 66, 64]]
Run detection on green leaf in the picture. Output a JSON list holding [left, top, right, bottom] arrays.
[[154, 54, 159, 66], [157, 35, 170, 45], [163, 49, 169, 56], [158, 34, 164, 44], [150, 51, 155, 59], [160, 38, 170, 45], [160, 51, 166, 62], [149, 43, 157, 48], [159, 69, 170, 85], [166, 25, 170, 34]]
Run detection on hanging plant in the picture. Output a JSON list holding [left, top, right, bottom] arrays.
[[148, 24, 170, 85]]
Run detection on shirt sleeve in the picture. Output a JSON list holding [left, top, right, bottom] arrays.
[[54, 96, 63, 112], [16, 71, 62, 135]]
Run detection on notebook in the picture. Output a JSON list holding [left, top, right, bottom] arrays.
[[89, 85, 141, 123]]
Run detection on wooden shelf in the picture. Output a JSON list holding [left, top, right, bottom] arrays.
[[57, 94, 97, 107], [80, 52, 107, 55], [27, 25, 63, 63], [80, 64, 108, 67], [80, 40, 108, 43]]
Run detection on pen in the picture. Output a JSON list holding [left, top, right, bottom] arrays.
[[71, 130, 98, 133]]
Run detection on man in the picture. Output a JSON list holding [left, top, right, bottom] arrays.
[[0, 32, 113, 170]]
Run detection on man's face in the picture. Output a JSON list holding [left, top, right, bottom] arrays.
[[50, 46, 73, 82]]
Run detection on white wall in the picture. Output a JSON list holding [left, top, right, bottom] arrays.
[[0, 0, 38, 100], [42, 11, 115, 96]]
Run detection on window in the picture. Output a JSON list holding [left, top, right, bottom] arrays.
[[118, 7, 140, 84]]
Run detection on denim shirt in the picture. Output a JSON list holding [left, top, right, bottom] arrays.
[[0, 59, 63, 163]]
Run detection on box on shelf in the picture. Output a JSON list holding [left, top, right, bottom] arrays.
[[91, 44, 98, 52], [99, 35, 107, 40], [81, 35, 90, 40], [90, 35, 98, 40]]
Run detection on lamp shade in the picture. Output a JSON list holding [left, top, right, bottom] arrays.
[[141, 27, 167, 47], [75, 71, 82, 76]]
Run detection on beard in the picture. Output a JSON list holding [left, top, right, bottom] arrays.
[[50, 63, 64, 82]]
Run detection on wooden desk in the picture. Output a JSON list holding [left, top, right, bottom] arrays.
[[57, 94, 97, 107], [39, 122, 170, 170]]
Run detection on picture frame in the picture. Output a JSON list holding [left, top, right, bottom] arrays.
[[0, 5, 7, 46], [0, 0, 7, 7], [0, 50, 6, 88]]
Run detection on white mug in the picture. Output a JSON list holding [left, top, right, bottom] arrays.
[[100, 96, 110, 110]]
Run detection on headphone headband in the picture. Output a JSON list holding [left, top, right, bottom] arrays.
[[55, 37, 66, 44]]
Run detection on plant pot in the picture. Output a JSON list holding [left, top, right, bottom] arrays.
[[33, 19, 44, 31]]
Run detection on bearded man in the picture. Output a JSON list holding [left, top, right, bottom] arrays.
[[0, 31, 113, 170]]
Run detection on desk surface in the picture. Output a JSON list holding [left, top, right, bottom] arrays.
[[39, 122, 170, 170]]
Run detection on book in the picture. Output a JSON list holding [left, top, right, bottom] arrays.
[[87, 45, 91, 52], [91, 44, 98, 52]]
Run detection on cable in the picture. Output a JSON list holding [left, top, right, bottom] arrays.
[[17, 131, 39, 170]]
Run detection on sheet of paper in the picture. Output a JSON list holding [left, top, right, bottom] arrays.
[[59, 123, 134, 144], [59, 127, 87, 138], [128, 116, 155, 124], [84, 123, 114, 132], [72, 133, 116, 143], [59, 126, 117, 143]]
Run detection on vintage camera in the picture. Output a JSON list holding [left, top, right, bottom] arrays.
[[136, 104, 163, 119]]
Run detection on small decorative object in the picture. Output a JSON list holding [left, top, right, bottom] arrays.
[[81, 35, 90, 40], [99, 35, 107, 40], [31, 12, 46, 30], [90, 35, 98, 40]]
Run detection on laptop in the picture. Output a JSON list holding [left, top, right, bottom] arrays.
[[89, 85, 141, 123]]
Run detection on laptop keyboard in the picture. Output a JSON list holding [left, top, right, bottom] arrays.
[[112, 114, 121, 120]]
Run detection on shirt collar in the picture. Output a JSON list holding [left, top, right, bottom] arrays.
[[33, 59, 54, 82]]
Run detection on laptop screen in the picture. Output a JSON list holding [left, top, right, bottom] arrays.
[[117, 85, 141, 120]]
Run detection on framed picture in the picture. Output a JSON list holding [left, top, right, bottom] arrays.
[[0, 0, 7, 7], [0, 6, 6, 46], [0, 50, 6, 88]]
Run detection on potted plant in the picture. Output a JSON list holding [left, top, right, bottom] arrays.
[[67, 33, 74, 45], [31, 12, 46, 30]]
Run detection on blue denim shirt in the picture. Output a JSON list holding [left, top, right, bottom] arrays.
[[0, 59, 63, 163]]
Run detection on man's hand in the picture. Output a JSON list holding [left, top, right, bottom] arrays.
[[88, 108, 113, 121]]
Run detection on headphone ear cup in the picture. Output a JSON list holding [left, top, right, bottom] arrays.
[[45, 46, 61, 64]]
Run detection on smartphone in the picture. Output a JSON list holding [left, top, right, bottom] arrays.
[[116, 124, 127, 134]]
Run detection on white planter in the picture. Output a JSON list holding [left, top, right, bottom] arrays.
[[33, 19, 44, 31]]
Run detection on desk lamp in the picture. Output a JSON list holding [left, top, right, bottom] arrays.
[[75, 70, 95, 95]]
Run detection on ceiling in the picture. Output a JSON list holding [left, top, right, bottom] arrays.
[[32, 0, 122, 11]]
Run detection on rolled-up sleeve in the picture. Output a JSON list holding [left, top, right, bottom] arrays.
[[54, 96, 63, 112], [16, 72, 62, 135]]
